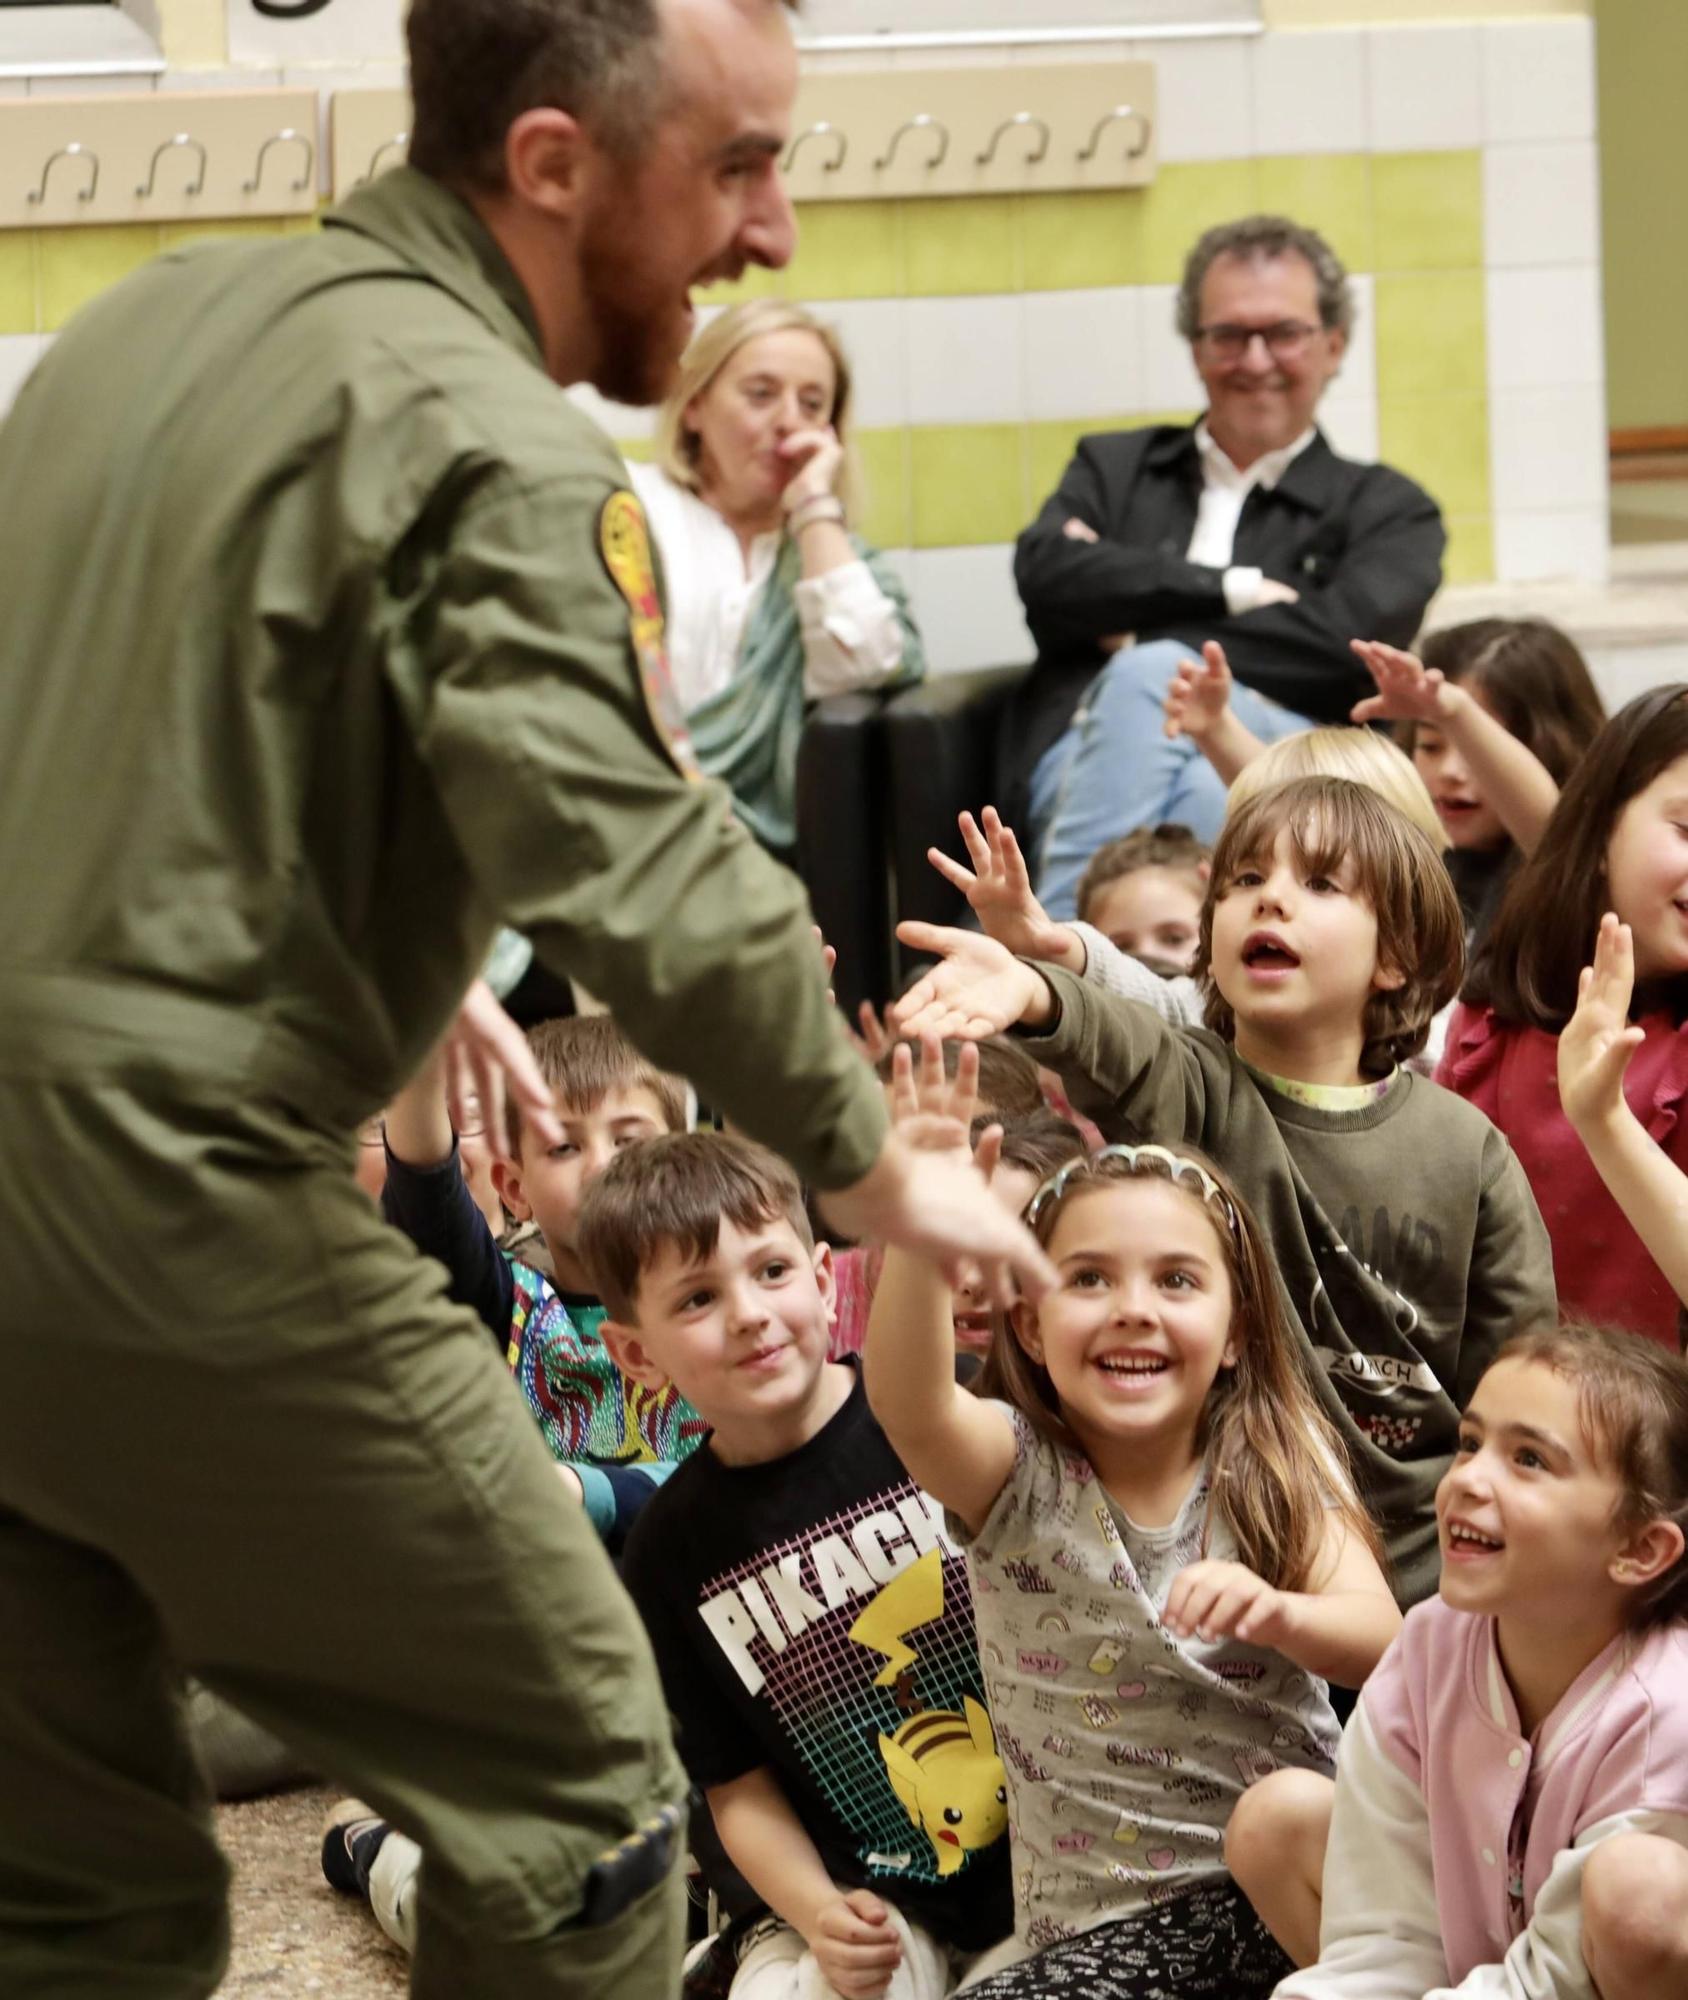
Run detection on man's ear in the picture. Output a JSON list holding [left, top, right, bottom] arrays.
[[1611, 1516, 1687, 1597], [1010, 1297, 1043, 1365], [503, 106, 592, 223], [812, 1241, 838, 1325], [492, 1158, 533, 1223], [600, 1317, 671, 1395]]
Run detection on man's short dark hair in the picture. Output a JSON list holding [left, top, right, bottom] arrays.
[[407, 0, 799, 193], [1175, 215, 1354, 340], [576, 1131, 812, 1324]]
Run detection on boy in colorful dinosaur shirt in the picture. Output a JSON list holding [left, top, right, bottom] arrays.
[[380, 1013, 703, 1550]]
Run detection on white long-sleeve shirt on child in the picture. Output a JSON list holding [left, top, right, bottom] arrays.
[[1277, 1595, 1688, 2000]]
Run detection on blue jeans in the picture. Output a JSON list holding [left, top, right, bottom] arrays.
[[1027, 638, 1315, 919]]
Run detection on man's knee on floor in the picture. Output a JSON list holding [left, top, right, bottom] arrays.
[[1581, 1835, 1688, 1988], [1224, 1768, 1333, 1899]]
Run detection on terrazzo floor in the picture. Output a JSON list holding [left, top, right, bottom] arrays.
[[214, 1787, 406, 1997]]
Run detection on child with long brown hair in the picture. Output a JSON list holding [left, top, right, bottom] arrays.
[[891, 777, 1556, 1608], [1442, 685, 1688, 1348], [1233, 1322, 1688, 2000], [866, 1041, 1398, 1999]]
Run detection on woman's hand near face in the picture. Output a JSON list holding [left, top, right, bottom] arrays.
[[779, 425, 845, 512]]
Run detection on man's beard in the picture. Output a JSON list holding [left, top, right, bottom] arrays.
[[577, 201, 688, 409]]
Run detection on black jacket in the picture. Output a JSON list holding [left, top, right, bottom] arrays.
[[1006, 422, 1446, 821]]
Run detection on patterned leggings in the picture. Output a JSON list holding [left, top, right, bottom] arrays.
[[956, 1879, 1292, 2000]]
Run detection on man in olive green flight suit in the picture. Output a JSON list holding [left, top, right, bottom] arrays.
[[0, 2, 1049, 1995]]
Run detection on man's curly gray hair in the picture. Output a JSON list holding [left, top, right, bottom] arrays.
[[1175, 215, 1354, 342]]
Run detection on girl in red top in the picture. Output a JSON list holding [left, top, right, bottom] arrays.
[[1437, 686, 1688, 1348]]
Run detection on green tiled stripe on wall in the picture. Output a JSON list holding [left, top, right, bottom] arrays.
[[1372, 151, 1483, 273], [1374, 270, 1487, 401], [0, 143, 1506, 580]]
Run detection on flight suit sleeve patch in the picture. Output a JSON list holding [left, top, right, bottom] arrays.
[[598, 489, 702, 782]]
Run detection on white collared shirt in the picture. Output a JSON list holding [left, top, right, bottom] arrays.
[[1187, 420, 1316, 614], [629, 462, 905, 713]]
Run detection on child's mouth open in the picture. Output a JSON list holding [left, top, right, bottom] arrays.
[[1239, 930, 1302, 981]]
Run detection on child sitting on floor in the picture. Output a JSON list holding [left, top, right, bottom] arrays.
[[1230, 1322, 1688, 2000], [380, 1012, 701, 1546], [892, 776, 1557, 1607], [866, 1042, 1398, 1998], [586, 1131, 1013, 1999]]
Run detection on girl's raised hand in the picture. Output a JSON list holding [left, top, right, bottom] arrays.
[[1558, 913, 1646, 1136], [1163, 641, 1233, 741], [887, 1035, 980, 1163], [1348, 639, 1455, 726], [889, 923, 1047, 1041], [926, 807, 1071, 961], [1163, 1560, 1296, 1650]]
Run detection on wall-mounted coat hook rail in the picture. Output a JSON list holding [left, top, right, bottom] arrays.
[[876, 115, 948, 172], [138, 134, 207, 200], [27, 143, 98, 207], [1078, 104, 1151, 163], [783, 122, 847, 174], [245, 128, 312, 194], [358, 134, 410, 184], [777, 61, 1156, 202], [0, 91, 322, 229], [977, 112, 1050, 168]]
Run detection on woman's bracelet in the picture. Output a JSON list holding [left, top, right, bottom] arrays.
[[786, 495, 847, 536]]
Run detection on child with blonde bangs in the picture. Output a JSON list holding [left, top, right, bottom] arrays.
[[865, 1043, 1398, 1999], [1234, 1323, 1688, 2000], [892, 777, 1555, 1608]]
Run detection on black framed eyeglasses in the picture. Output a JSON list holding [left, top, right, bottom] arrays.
[[1193, 320, 1320, 362]]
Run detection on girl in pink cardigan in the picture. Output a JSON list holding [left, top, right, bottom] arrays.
[[1436, 686, 1688, 1347], [1231, 1322, 1688, 2000]]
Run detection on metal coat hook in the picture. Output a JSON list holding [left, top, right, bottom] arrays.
[[245, 128, 313, 195], [1078, 105, 1151, 163], [977, 112, 1050, 168], [783, 122, 847, 174], [137, 133, 208, 200], [361, 133, 410, 184], [28, 143, 98, 207], [876, 114, 949, 172]]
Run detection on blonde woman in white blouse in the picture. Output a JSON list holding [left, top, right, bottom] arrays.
[[630, 299, 924, 853]]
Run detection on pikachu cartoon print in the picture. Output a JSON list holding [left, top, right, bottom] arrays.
[[879, 1698, 1008, 1877], [852, 1549, 1009, 1878]]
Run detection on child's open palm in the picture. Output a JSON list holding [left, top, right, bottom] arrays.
[[926, 807, 1071, 961], [886, 1037, 1001, 1176], [1163, 1560, 1296, 1651], [890, 924, 1045, 1041], [1163, 641, 1233, 741], [1348, 638, 1455, 726], [1559, 913, 1646, 1134]]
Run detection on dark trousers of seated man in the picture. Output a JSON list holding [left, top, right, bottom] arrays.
[[0, 1076, 686, 2000]]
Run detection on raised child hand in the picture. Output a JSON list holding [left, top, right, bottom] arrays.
[[1348, 638, 1456, 727], [926, 807, 1072, 960], [1163, 1559, 1296, 1651], [1163, 641, 1234, 742], [886, 1035, 981, 1164], [889, 923, 1048, 1041], [1558, 913, 1646, 1136], [807, 1888, 904, 1999], [443, 980, 562, 1165]]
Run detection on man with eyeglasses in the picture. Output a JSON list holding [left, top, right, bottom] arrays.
[[1011, 215, 1446, 917]]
